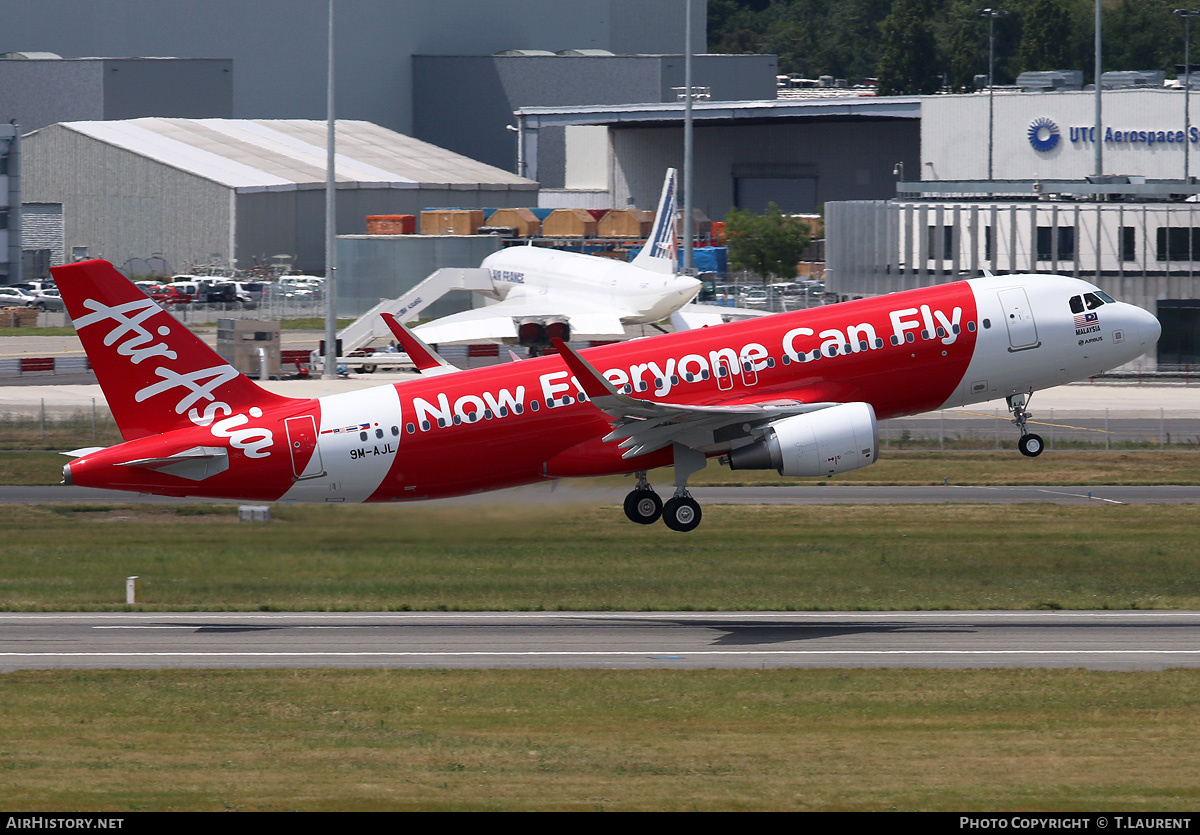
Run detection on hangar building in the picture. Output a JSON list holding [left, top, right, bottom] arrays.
[[21, 117, 536, 275], [516, 95, 922, 218]]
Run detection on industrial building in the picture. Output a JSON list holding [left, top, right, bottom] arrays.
[[826, 86, 1200, 369], [414, 52, 778, 179], [20, 117, 536, 276], [0, 0, 702, 171], [517, 96, 921, 217], [1, 123, 18, 284], [0, 55, 233, 133]]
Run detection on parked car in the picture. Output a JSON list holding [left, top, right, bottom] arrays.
[[13, 281, 54, 295], [232, 281, 262, 309], [739, 288, 769, 308], [0, 286, 36, 307], [31, 288, 65, 311], [149, 285, 194, 306], [203, 283, 240, 304]]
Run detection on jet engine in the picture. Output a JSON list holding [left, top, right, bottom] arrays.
[[517, 316, 570, 349], [726, 402, 879, 477]]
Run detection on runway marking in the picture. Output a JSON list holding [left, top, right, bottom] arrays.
[[1033, 488, 1124, 505], [4, 650, 1200, 658], [944, 409, 1110, 434]]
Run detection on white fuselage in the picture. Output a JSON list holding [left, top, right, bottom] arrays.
[[480, 247, 701, 324], [946, 274, 1160, 408]]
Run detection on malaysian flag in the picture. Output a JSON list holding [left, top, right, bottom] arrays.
[[1074, 311, 1098, 328]]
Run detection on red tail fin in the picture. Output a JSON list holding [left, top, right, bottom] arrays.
[[52, 260, 294, 441]]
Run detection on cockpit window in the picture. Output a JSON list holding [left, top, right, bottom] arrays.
[[1072, 292, 1111, 312]]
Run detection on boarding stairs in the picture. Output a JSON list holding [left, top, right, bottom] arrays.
[[336, 267, 492, 355]]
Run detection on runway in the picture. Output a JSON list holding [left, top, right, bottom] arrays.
[[3, 611, 1200, 671], [4, 483, 1198, 505]]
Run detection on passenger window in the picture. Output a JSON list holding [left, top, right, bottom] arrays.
[[1070, 295, 1085, 314]]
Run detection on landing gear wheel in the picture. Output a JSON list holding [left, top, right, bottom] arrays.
[[624, 489, 663, 525], [662, 496, 702, 532], [1018, 433, 1044, 458]]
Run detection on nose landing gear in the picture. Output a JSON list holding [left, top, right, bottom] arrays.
[[1007, 392, 1044, 458]]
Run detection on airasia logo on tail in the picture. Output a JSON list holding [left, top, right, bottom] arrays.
[[75, 297, 275, 458]]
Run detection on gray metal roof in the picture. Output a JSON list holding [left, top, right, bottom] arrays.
[[515, 95, 923, 128], [54, 118, 537, 193]]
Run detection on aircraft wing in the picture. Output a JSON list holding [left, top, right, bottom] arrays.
[[552, 339, 841, 458], [669, 303, 771, 332], [414, 298, 627, 345]]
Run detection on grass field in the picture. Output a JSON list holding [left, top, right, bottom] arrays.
[[3, 447, 1198, 810], [2, 501, 1198, 611], [2, 668, 1199, 811]]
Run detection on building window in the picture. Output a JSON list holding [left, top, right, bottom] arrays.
[[0, 210, 7, 231], [927, 225, 954, 261], [1156, 227, 1200, 261], [1036, 226, 1075, 261], [1121, 226, 1136, 262]]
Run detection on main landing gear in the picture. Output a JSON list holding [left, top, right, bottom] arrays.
[[622, 445, 707, 532], [1007, 392, 1044, 458]]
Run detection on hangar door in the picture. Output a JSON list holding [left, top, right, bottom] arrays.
[[732, 165, 818, 213]]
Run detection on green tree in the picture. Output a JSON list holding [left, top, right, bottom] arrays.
[[724, 203, 812, 279], [1104, 0, 1182, 80], [877, 0, 943, 94], [1016, 0, 1079, 72]]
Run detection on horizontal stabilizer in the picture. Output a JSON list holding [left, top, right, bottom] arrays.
[[117, 446, 230, 481], [380, 313, 460, 376], [62, 447, 105, 459]]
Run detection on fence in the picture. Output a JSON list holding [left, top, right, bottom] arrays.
[[31, 297, 326, 330], [882, 408, 1200, 451]]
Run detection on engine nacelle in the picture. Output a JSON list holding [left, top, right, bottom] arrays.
[[517, 316, 570, 349], [726, 402, 879, 477]]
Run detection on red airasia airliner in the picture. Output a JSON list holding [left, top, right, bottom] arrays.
[[54, 259, 1159, 531]]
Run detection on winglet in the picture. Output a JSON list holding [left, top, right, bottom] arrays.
[[381, 313, 459, 375], [550, 338, 619, 400]]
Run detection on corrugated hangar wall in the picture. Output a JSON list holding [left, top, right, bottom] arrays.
[[24, 123, 538, 275], [23, 124, 232, 271]]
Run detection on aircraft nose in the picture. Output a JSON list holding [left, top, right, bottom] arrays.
[[672, 275, 702, 303], [1136, 305, 1161, 348]]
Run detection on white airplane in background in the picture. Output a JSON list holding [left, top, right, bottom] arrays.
[[412, 169, 706, 351]]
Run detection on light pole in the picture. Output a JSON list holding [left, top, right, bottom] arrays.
[[1176, 9, 1200, 183], [978, 8, 1008, 182], [322, 0, 338, 379]]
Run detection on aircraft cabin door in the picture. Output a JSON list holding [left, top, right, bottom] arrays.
[[286, 415, 325, 480], [996, 287, 1041, 352]]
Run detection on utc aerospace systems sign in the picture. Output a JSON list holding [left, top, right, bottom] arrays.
[[1028, 117, 1198, 151]]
